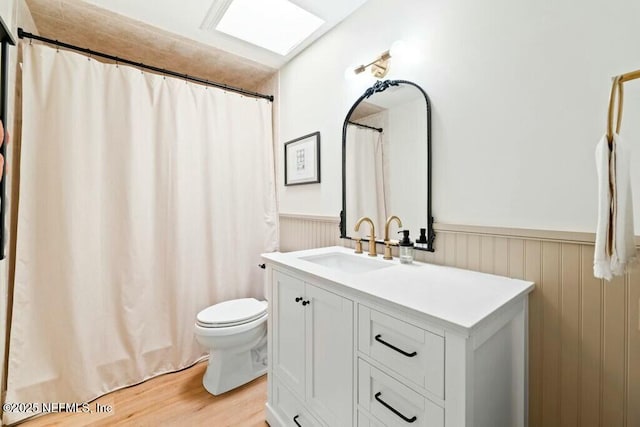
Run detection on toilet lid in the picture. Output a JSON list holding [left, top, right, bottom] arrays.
[[197, 298, 267, 327]]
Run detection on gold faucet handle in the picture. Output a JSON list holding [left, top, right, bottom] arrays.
[[383, 241, 393, 260], [354, 238, 363, 254]]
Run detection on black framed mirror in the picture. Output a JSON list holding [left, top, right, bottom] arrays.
[[340, 79, 435, 251], [0, 16, 15, 260]]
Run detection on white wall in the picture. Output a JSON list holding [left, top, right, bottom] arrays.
[[0, 3, 14, 29], [278, 0, 640, 233]]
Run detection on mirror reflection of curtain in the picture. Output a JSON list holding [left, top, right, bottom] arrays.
[[346, 124, 388, 235]]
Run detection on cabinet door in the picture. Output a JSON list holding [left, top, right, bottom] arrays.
[[273, 271, 306, 397], [305, 283, 354, 427], [273, 381, 323, 427]]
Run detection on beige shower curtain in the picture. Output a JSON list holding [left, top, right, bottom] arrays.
[[345, 124, 388, 234], [4, 44, 278, 424]]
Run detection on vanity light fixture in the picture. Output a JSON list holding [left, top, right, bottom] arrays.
[[351, 40, 409, 79], [353, 50, 392, 78]]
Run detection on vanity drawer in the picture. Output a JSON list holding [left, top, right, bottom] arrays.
[[358, 409, 385, 427], [358, 359, 444, 427], [273, 381, 322, 427], [358, 306, 444, 398]]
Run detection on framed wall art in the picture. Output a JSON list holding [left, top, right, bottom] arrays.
[[284, 131, 320, 186]]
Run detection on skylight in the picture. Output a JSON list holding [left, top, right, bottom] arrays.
[[215, 0, 325, 56]]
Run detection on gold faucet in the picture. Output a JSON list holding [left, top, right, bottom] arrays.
[[383, 215, 402, 260], [354, 216, 377, 257]]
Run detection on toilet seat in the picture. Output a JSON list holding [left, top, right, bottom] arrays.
[[194, 311, 267, 337], [197, 298, 267, 328]]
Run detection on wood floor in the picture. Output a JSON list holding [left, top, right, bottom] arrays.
[[16, 362, 268, 427]]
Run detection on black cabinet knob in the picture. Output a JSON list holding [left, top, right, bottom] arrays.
[[295, 297, 303, 302], [302, 300, 310, 306]]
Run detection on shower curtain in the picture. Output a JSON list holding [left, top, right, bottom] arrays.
[[4, 44, 278, 425], [345, 124, 388, 234]]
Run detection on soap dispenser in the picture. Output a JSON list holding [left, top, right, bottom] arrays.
[[416, 228, 428, 250], [398, 230, 414, 264]]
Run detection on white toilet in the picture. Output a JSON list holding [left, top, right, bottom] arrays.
[[194, 297, 268, 395]]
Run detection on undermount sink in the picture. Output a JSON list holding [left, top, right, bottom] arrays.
[[300, 251, 393, 274]]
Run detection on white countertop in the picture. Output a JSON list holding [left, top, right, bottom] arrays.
[[262, 246, 534, 331]]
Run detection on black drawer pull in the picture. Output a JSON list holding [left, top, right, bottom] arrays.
[[293, 414, 302, 426], [374, 392, 417, 423], [258, 263, 266, 269], [374, 334, 417, 357], [302, 300, 310, 306], [295, 297, 303, 302]]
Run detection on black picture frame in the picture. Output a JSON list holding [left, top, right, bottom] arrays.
[[0, 15, 15, 260], [284, 131, 321, 186]]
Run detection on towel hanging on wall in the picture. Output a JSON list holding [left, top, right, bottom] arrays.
[[594, 74, 637, 280]]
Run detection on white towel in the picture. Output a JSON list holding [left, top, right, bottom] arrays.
[[594, 134, 636, 280]]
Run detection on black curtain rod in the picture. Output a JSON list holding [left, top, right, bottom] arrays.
[[17, 28, 274, 102], [348, 121, 383, 133]]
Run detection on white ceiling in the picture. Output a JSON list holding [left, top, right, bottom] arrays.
[[82, 0, 369, 68]]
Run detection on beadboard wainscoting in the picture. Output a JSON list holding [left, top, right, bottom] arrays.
[[278, 216, 640, 427], [278, 213, 340, 252]]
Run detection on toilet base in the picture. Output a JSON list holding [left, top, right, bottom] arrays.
[[202, 336, 268, 395]]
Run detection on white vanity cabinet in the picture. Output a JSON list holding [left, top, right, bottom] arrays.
[[264, 247, 534, 427], [269, 269, 354, 427]]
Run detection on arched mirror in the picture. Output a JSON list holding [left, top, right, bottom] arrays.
[[340, 79, 435, 251]]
